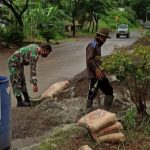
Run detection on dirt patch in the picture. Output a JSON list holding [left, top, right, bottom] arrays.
[[57, 130, 150, 150], [128, 35, 150, 49], [0, 46, 15, 56], [56, 70, 89, 99], [56, 70, 127, 100], [12, 107, 58, 139]]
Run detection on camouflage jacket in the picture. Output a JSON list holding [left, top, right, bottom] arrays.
[[8, 44, 39, 85]]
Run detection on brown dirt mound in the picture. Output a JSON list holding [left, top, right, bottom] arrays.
[[56, 69, 126, 101], [128, 35, 150, 49], [56, 70, 89, 100]]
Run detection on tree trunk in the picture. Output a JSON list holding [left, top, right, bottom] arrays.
[[46, 38, 49, 43], [72, 16, 76, 37], [88, 21, 92, 32], [95, 19, 99, 32], [137, 99, 147, 114], [136, 99, 149, 121], [92, 20, 95, 33], [16, 15, 24, 31]]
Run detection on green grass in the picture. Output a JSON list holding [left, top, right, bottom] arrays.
[[145, 29, 150, 36], [38, 124, 90, 150], [37, 108, 150, 150]]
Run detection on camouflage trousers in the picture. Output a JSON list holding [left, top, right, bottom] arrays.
[[8, 61, 28, 97]]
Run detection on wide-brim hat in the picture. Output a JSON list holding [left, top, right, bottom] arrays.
[[96, 28, 111, 38]]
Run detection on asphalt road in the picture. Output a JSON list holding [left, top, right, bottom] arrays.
[[0, 31, 141, 107]]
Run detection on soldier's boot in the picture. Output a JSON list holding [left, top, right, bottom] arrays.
[[86, 98, 94, 113], [16, 96, 31, 107], [104, 95, 114, 111], [22, 92, 31, 106]]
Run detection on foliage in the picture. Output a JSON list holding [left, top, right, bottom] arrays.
[[116, 0, 150, 21], [101, 45, 150, 116], [2, 0, 29, 28], [60, 0, 84, 37], [101, 8, 137, 29], [23, 4, 65, 42], [1, 25, 24, 46], [1, 0, 148, 42], [132, 0, 150, 21], [0, 4, 11, 24], [53, 0, 117, 35], [79, 0, 115, 32]]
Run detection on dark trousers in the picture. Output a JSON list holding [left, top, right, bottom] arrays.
[[88, 78, 113, 100]]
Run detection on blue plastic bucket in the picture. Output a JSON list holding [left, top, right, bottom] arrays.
[[0, 76, 11, 150]]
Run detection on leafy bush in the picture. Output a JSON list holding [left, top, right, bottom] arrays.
[[101, 45, 150, 118], [39, 19, 65, 42], [24, 5, 65, 42], [39, 29, 56, 43], [1, 26, 24, 45]]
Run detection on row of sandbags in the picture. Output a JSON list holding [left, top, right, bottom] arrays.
[[78, 109, 125, 143]]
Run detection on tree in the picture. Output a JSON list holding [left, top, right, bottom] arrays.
[[41, 0, 117, 34], [0, 3, 11, 24], [102, 45, 150, 120], [120, 0, 150, 21], [60, 0, 82, 37], [2, 0, 29, 30], [40, 0, 79, 37], [81, 0, 116, 32], [24, 4, 65, 42]]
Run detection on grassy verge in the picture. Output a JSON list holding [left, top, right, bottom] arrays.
[[38, 124, 150, 150], [37, 108, 150, 150]]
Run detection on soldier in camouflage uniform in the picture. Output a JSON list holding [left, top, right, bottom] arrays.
[[8, 44, 52, 107]]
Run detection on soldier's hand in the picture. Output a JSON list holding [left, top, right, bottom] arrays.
[[33, 84, 38, 92], [95, 68, 105, 80]]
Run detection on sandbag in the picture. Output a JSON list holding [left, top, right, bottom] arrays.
[[41, 80, 69, 99], [96, 132, 125, 143], [78, 109, 117, 132], [91, 121, 123, 139], [79, 145, 92, 150]]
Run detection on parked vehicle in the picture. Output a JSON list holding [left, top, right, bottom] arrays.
[[116, 24, 130, 38]]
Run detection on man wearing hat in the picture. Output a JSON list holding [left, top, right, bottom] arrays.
[[86, 28, 113, 112]]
